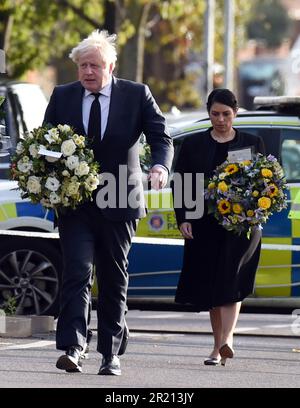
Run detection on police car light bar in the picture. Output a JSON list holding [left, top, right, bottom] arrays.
[[254, 96, 300, 106], [253, 96, 300, 114]]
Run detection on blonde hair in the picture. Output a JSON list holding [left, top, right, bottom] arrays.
[[69, 30, 117, 67]]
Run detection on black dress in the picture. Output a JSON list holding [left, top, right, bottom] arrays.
[[174, 129, 265, 311]]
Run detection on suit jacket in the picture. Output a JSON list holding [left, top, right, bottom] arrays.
[[173, 128, 265, 226], [44, 77, 174, 221]]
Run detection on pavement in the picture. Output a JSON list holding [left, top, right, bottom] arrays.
[[90, 309, 300, 338]]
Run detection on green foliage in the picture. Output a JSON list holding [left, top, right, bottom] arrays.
[[0, 0, 105, 78], [1, 296, 17, 316], [246, 0, 292, 48], [1, 0, 253, 109]]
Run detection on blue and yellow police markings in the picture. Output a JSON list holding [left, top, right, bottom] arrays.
[[137, 189, 181, 238], [0, 200, 54, 223], [257, 237, 292, 297]]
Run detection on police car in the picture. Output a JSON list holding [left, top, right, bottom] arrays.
[[1, 95, 300, 316]]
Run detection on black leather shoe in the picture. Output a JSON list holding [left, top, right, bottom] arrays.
[[98, 355, 121, 376], [118, 321, 129, 356], [56, 346, 82, 372]]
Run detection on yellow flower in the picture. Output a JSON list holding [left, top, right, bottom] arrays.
[[218, 181, 228, 192], [208, 182, 216, 190], [225, 164, 239, 175], [247, 210, 254, 217], [252, 190, 259, 197], [243, 160, 251, 166], [267, 183, 278, 198], [232, 203, 243, 214], [258, 196, 271, 210], [218, 199, 231, 214], [261, 168, 273, 178]]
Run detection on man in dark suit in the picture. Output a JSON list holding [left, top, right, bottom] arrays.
[[44, 30, 173, 375]]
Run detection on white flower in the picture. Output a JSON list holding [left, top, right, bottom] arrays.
[[45, 176, 60, 192], [44, 128, 59, 144], [62, 170, 70, 177], [49, 192, 61, 204], [26, 176, 41, 194], [66, 181, 80, 196], [61, 139, 76, 156], [16, 142, 25, 154], [58, 124, 71, 132], [84, 175, 99, 191], [66, 155, 79, 170], [25, 131, 34, 140], [17, 157, 33, 173], [72, 134, 85, 148], [75, 161, 90, 177], [219, 172, 227, 180], [29, 144, 39, 158]]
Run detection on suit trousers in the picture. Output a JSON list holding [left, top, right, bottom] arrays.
[[56, 202, 137, 356]]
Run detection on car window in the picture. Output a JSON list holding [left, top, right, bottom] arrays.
[[11, 83, 48, 132], [280, 129, 300, 181]]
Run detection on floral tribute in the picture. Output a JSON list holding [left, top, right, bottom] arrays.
[[205, 153, 288, 238], [11, 124, 100, 214]]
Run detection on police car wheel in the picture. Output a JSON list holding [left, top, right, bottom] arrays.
[[0, 238, 62, 317]]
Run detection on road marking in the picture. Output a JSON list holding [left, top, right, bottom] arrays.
[[0, 340, 55, 350], [131, 332, 184, 338], [140, 314, 186, 319], [234, 327, 259, 332]]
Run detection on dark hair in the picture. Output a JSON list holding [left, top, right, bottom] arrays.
[[206, 88, 238, 113]]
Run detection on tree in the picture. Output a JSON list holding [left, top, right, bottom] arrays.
[[0, 0, 252, 109], [246, 0, 292, 48], [0, 0, 105, 78]]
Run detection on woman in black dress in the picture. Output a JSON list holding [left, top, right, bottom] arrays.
[[173, 89, 265, 366]]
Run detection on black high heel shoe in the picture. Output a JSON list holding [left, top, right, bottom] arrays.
[[219, 344, 234, 366], [204, 356, 221, 366]]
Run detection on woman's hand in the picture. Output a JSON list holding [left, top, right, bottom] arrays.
[[179, 222, 193, 239]]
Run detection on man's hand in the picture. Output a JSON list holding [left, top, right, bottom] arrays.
[[179, 222, 193, 239], [148, 165, 168, 190]]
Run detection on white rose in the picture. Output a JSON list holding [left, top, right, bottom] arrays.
[[45, 176, 60, 192], [16, 142, 25, 154], [66, 155, 79, 170], [61, 139, 76, 156], [84, 175, 100, 191], [26, 176, 41, 194], [75, 161, 90, 177], [17, 157, 33, 173], [29, 144, 39, 158], [49, 192, 61, 204]]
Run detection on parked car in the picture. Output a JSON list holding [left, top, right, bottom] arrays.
[[1, 93, 300, 316]]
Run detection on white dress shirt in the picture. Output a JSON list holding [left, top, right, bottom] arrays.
[[82, 77, 112, 139]]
